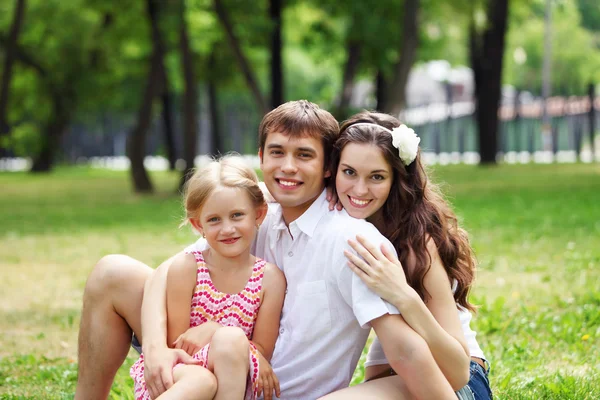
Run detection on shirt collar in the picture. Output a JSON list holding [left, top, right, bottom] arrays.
[[290, 189, 328, 238]]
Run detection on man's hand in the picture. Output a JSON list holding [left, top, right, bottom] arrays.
[[173, 321, 222, 356], [256, 352, 280, 400], [143, 346, 199, 399]]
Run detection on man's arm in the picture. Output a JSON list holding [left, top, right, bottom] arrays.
[[371, 314, 456, 400]]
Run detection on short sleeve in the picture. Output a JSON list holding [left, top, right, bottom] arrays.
[[336, 231, 400, 328]]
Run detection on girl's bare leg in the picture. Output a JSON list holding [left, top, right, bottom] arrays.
[[318, 376, 413, 400], [208, 327, 250, 400], [156, 365, 217, 400]]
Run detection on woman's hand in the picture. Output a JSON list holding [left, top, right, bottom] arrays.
[[256, 352, 281, 400], [345, 235, 418, 308], [172, 321, 222, 356], [325, 186, 343, 211]]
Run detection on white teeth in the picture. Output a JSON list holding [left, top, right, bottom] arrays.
[[279, 180, 299, 187], [350, 197, 370, 206]]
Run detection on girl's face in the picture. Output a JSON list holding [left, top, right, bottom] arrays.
[[194, 186, 264, 259], [335, 143, 393, 221]]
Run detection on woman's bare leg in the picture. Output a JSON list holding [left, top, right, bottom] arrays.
[[156, 365, 217, 400], [318, 376, 414, 400], [75, 255, 151, 400]]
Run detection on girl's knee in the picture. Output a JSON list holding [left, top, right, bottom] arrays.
[[210, 327, 249, 359]]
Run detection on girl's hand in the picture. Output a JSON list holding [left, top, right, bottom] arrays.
[[173, 321, 222, 356], [345, 235, 417, 307], [325, 186, 343, 211], [256, 352, 280, 400], [258, 182, 276, 203]]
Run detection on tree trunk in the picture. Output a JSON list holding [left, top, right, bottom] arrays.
[[161, 86, 177, 171], [208, 47, 222, 157], [127, 0, 165, 193], [270, 0, 283, 109], [179, 0, 198, 190], [336, 39, 361, 120], [31, 95, 70, 172], [469, 0, 509, 165], [214, 0, 268, 115], [375, 69, 388, 112], [0, 0, 26, 156], [384, 0, 420, 116]]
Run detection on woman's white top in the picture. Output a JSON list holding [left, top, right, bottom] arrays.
[[365, 307, 486, 367]]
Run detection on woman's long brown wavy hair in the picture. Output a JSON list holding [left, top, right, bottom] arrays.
[[332, 111, 476, 311]]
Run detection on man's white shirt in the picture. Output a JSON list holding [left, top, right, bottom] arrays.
[[189, 190, 399, 400]]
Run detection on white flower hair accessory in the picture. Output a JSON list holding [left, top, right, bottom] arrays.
[[391, 124, 420, 166], [348, 122, 421, 166]]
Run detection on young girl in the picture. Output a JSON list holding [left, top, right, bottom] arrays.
[[321, 111, 492, 399], [130, 155, 286, 400]]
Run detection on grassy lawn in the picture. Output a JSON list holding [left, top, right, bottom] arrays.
[[1, 163, 599, 399]]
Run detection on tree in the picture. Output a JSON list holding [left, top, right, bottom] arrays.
[[179, 0, 198, 190], [214, 0, 269, 115], [383, 0, 420, 116], [470, 0, 510, 165], [0, 0, 26, 156], [270, 0, 284, 108], [127, 0, 166, 192]]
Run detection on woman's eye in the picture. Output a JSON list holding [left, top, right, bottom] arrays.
[[372, 174, 385, 181], [342, 169, 355, 176]]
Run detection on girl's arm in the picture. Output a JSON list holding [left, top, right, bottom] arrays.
[[251, 262, 286, 360], [347, 236, 470, 390], [165, 253, 199, 347]]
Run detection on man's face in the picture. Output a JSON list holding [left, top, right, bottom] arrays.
[[260, 131, 329, 223]]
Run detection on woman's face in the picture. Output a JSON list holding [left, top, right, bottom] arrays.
[[335, 143, 393, 221]]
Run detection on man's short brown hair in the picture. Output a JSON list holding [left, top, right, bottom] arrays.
[[258, 100, 339, 166]]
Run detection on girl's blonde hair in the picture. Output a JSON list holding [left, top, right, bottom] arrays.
[[182, 154, 265, 226]]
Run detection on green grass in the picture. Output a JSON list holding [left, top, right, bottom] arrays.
[[1, 163, 599, 399]]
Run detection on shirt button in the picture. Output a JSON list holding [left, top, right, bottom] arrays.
[[279, 328, 285, 334], [288, 251, 293, 257]]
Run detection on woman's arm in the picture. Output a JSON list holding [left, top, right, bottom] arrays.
[[347, 235, 470, 390]]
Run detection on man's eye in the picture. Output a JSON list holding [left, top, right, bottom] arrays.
[[270, 150, 283, 155]]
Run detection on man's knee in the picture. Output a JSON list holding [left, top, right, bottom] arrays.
[[210, 327, 249, 362], [85, 254, 148, 297]]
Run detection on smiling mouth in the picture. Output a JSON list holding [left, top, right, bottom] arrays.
[[220, 237, 241, 244], [348, 196, 372, 208], [276, 178, 302, 189]]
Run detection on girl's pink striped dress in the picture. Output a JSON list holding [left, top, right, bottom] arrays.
[[130, 251, 266, 400]]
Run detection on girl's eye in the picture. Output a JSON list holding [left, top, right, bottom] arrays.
[[342, 169, 355, 176], [232, 212, 244, 218], [208, 217, 220, 223]]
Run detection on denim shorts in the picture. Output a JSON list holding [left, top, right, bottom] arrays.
[[465, 360, 493, 400]]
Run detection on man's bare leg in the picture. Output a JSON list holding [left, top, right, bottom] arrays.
[[75, 255, 151, 400]]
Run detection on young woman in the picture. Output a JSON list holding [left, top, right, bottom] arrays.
[[130, 155, 286, 400], [321, 111, 492, 399]]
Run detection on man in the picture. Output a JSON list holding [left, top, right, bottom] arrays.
[[75, 100, 455, 400]]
